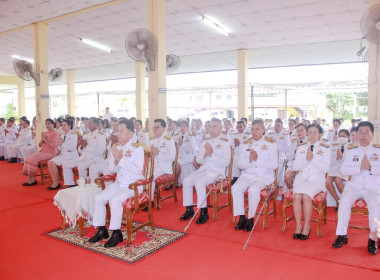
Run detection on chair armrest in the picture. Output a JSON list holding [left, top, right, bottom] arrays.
[[94, 174, 116, 190]]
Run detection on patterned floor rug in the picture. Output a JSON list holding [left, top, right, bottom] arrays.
[[44, 222, 188, 264]]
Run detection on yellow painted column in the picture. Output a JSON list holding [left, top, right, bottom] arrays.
[[368, 0, 380, 144], [135, 62, 146, 123], [147, 0, 166, 137], [66, 69, 76, 116], [17, 79, 25, 117], [237, 49, 248, 119], [33, 22, 50, 142]]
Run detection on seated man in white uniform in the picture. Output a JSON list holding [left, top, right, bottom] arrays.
[[231, 120, 251, 184], [333, 121, 380, 255], [180, 118, 231, 224], [0, 118, 17, 161], [134, 119, 148, 146], [327, 118, 341, 144], [62, 117, 106, 187], [7, 119, 32, 163], [89, 119, 144, 247], [232, 119, 278, 231], [148, 119, 176, 207]]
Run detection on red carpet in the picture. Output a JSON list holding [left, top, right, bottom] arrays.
[[0, 161, 379, 279]]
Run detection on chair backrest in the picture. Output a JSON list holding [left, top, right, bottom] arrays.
[[225, 145, 234, 182], [172, 141, 179, 172], [136, 142, 154, 190]]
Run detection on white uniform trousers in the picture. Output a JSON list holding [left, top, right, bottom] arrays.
[[0, 142, 13, 158], [49, 152, 78, 166], [178, 163, 194, 186], [62, 157, 97, 185], [277, 159, 286, 187], [7, 142, 27, 158], [232, 174, 266, 219], [19, 145, 37, 160], [92, 183, 142, 230], [182, 170, 215, 208], [336, 183, 380, 241], [89, 161, 111, 184]]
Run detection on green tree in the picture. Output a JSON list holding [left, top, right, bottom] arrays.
[[326, 93, 354, 119]]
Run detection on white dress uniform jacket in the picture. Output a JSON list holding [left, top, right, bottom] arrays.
[[136, 130, 148, 147], [50, 131, 78, 165], [92, 140, 144, 230], [286, 137, 307, 171], [232, 136, 278, 219], [292, 141, 330, 198], [7, 127, 32, 158], [173, 131, 195, 185], [327, 128, 340, 144], [231, 131, 252, 178], [0, 126, 17, 158], [337, 144, 380, 240], [267, 131, 290, 187], [328, 142, 349, 180], [183, 134, 231, 208]]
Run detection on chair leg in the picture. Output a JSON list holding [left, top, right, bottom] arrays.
[[148, 204, 155, 231], [316, 204, 324, 237], [228, 188, 233, 211], [78, 217, 84, 237], [262, 201, 269, 229], [106, 204, 111, 227], [173, 182, 178, 202], [323, 200, 327, 224], [281, 202, 288, 232], [212, 191, 218, 221], [40, 166, 44, 185], [126, 211, 134, 246], [156, 185, 161, 210], [273, 194, 277, 218]]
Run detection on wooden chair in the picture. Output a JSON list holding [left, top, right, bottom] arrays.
[[205, 145, 234, 221], [281, 173, 328, 237], [155, 142, 179, 210], [231, 169, 278, 229], [95, 143, 155, 246], [37, 160, 50, 185]]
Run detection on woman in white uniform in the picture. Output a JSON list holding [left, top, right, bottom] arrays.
[[174, 120, 195, 187], [47, 119, 78, 190], [326, 129, 350, 209], [292, 124, 330, 240]]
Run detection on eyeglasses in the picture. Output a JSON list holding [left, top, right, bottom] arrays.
[[358, 131, 371, 136], [153, 126, 162, 130]]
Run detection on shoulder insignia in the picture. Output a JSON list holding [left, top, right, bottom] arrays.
[[244, 139, 253, 144], [372, 144, 380, 148], [220, 137, 229, 142], [74, 131, 82, 138], [291, 137, 297, 142], [320, 143, 329, 148], [164, 135, 172, 140], [131, 142, 139, 148], [222, 131, 227, 135], [348, 144, 359, 149], [297, 142, 307, 146], [112, 142, 120, 148], [329, 128, 333, 131], [264, 136, 275, 143], [332, 143, 339, 146], [99, 131, 105, 135], [245, 131, 251, 134], [321, 138, 328, 142], [149, 136, 155, 140]]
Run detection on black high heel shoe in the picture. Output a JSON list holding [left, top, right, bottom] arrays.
[[300, 229, 311, 240], [293, 227, 302, 239], [47, 184, 61, 190]]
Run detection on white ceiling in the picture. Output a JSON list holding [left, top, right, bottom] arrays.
[[0, 0, 369, 87]]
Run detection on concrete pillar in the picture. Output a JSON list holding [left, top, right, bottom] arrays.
[[368, 0, 380, 144], [17, 79, 25, 117], [33, 22, 49, 142], [237, 49, 248, 119], [66, 69, 75, 116], [147, 0, 167, 137], [135, 62, 146, 123]]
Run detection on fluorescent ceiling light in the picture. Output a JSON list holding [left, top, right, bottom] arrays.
[[202, 16, 229, 36], [80, 38, 113, 53], [11, 55, 34, 63]]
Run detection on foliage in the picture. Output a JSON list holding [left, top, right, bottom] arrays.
[[326, 92, 368, 119]]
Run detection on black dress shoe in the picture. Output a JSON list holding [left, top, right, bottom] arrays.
[[299, 229, 311, 240], [195, 208, 209, 224], [47, 184, 61, 190], [10, 157, 17, 163], [104, 230, 123, 248], [164, 184, 173, 191], [22, 182, 30, 186], [23, 181, 37, 186], [180, 206, 194, 221], [332, 235, 348, 248], [88, 226, 109, 243], [244, 218, 254, 231], [142, 201, 154, 212], [235, 215, 247, 230], [293, 227, 302, 239], [368, 239, 378, 255], [0, 156, 5, 161]]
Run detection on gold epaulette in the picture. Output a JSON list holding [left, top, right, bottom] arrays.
[[348, 144, 358, 149], [321, 138, 328, 142], [112, 142, 120, 148], [245, 131, 251, 134], [99, 131, 105, 135], [164, 135, 172, 140], [265, 136, 275, 143], [73, 131, 82, 138], [220, 137, 229, 142], [203, 136, 211, 141], [297, 142, 307, 146], [373, 144, 380, 148], [332, 143, 339, 146], [291, 137, 297, 142], [150, 136, 155, 140], [244, 138, 253, 144], [320, 143, 329, 148], [329, 128, 333, 131], [133, 142, 149, 152], [222, 131, 227, 134]]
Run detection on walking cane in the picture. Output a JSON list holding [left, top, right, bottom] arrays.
[[184, 174, 223, 232], [243, 183, 275, 250]]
